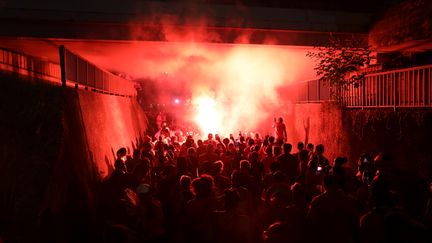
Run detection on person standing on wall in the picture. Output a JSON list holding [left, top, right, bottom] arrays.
[[156, 111, 167, 130], [273, 117, 287, 143]]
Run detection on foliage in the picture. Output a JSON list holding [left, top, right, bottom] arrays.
[[307, 36, 373, 100]]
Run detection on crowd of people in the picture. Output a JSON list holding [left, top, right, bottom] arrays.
[[98, 130, 432, 243]]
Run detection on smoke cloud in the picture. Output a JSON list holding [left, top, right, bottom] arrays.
[[64, 15, 317, 136]]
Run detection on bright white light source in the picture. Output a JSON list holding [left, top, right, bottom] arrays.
[[193, 95, 223, 135], [174, 98, 180, 104]]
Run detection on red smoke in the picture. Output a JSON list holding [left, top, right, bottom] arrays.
[[59, 18, 318, 136]]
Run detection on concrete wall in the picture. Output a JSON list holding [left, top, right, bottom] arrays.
[[342, 109, 432, 178], [284, 102, 432, 178], [284, 102, 349, 163], [0, 72, 148, 241], [35, 89, 148, 242], [78, 90, 147, 178]]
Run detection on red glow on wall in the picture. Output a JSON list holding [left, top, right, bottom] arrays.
[[70, 41, 317, 135], [0, 32, 317, 135]]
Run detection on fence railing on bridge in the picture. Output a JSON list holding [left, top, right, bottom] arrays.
[[341, 64, 432, 108], [0, 46, 136, 97], [59, 46, 136, 97], [296, 78, 331, 103], [297, 64, 432, 109], [0, 47, 61, 83]]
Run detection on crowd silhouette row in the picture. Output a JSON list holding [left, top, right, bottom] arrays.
[[98, 132, 432, 243]]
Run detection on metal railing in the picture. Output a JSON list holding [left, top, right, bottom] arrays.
[[0, 46, 136, 97], [341, 65, 432, 108], [296, 65, 432, 109], [296, 78, 331, 103], [0, 47, 62, 83], [59, 46, 136, 97]]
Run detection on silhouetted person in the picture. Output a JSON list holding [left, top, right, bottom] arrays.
[[296, 142, 304, 153], [261, 145, 275, 173], [254, 133, 262, 147], [156, 111, 166, 130], [182, 175, 218, 242], [261, 192, 291, 231], [126, 149, 141, 173], [305, 144, 329, 195], [360, 177, 393, 243], [196, 140, 206, 155], [229, 170, 251, 215], [263, 162, 281, 192], [176, 157, 192, 178], [287, 182, 309, 222], [102, 158, 139, 225], [307, 174, 359, 243], [273, 117, 287, 142], [331, 156, 357, 196], [238, 160, 254, 191], [198, 144, 219, 174], [132, 157, 151, 184], [424, 182, 432, 229], [134, 184, 165, 242], [141, 142, 154, 165], [204, 133, 217, 147], [186, 147, 199, 178], [307, 144, 329, 174], [281, 182, 308, 243], [220, 142, 236, 176], [211, 161, 230, 194], [357, 153, 375, 183], [306, 143, 314, 159], [262, 221, 290, 243], [157, 164, 178, 235], [106, 159, 140, 202], [248, 151, 265, 205], [273, 145, 282, 158], [277, 143, 299, 184], [105, 224, 139, 243], [265, 171, 291, 207], [268, 136, 276, 147], [178, 175, 194, 214], [213, 188, 252, 243], [243, 138, 255, 158], [298, 153, 310, 180]]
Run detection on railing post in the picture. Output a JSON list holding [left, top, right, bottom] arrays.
[[59, 45, 66, 87], [361, 78, 365, 110], [75, 53, 79, 89], [85, 61, 88, 90], [393, 73, 397, 111]]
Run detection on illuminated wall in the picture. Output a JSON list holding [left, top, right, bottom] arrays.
[[284, 102, 349, 163], [78, 90, 147, 178]]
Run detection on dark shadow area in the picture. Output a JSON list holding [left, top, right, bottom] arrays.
[[0, 73, 62, 242], [344, 109, 432, 218], [38, 88, 102, 243], [0, 72, 147, 242]]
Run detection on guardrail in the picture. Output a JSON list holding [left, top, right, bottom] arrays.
[[0, 46, 136, 97], [0, 47, 61, 83], [59, 45, 136, 97], [296, 78, 331, 103], [296, 65, 432, 109], [341, 65, 432, 109]]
